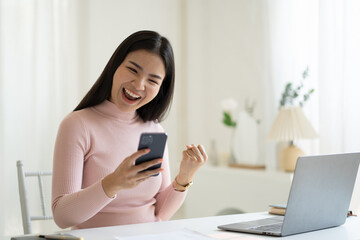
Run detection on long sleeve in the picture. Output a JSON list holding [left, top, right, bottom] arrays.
[[52, 113, 114, 229], [154, 146, 187, 221]]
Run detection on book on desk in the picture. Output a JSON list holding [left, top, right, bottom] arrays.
[[268, 204, 286, 216], [268, 203, 357, 217]]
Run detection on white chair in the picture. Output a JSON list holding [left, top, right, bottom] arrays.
[[16, 160, 53, 234]]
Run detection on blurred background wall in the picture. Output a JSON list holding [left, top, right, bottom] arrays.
[[1, 0, 360, 238]]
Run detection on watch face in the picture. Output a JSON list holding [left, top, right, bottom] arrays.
[[185, 181, 193, 188], [174, 178, 193, 191]]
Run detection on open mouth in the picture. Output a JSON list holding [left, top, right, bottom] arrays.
[[123, 88, 141, 101]]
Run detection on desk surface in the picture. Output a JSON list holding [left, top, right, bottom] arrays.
[[67, 212, 360, 240]]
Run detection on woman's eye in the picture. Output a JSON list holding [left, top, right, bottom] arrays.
[[149, 79, 159, 85], [127, 67, 137, 73]]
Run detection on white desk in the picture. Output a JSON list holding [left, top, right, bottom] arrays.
[[66, 212, 360, 240]]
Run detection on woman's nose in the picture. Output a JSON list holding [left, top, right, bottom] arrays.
[[132, 77, 145, 90]]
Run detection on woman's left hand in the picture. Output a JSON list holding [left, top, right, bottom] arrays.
[[176, 144, 208, 185]]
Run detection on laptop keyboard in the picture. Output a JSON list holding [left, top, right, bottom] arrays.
[[250, 222, 283, 232]]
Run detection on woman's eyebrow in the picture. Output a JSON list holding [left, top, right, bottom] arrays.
[[129, 60, 163, 80], [129, 61, 143, 70], [149, 73, 162, 80]]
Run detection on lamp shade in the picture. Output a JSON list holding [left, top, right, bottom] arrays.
[[268, 106, 318, 141]]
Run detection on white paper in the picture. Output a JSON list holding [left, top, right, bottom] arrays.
[[114, 228, 214, 240]]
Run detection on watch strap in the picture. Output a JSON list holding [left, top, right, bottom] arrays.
[[173, 177, 193, 192]]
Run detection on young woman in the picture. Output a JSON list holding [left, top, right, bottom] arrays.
[[51, 30, 207, 229]]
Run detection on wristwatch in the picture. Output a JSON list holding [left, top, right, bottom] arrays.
[[173, 177, 193, 192]]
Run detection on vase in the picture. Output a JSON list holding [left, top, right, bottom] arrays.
[[231, 111, 260, 166]]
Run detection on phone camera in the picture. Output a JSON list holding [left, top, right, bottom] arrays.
[[140, 135, 153, 146]]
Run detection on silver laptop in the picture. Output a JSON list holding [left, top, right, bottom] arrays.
[[218, 152, 360, 237]]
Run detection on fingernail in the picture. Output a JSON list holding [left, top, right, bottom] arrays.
[[160, 168, 164, 171]]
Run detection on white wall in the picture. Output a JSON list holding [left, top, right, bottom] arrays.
[[183, 0, 270, 165]]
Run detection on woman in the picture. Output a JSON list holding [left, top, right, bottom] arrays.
[[52, 30, 207, 229]]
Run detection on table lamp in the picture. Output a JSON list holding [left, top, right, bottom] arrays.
[[267, 106, 318, 172]]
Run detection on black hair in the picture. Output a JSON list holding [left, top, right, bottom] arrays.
[[74, 30, 175, 122]]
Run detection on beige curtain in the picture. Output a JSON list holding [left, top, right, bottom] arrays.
[[265, 0, 319, 168], [0, 0, 81, 236], [267, 0, 360, 211], [318, 0, 360, 213]]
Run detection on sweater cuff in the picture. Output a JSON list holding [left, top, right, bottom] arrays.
[[97, 179, 117, 200]]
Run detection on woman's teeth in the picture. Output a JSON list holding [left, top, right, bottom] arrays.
[[124, 88, 140, 99]]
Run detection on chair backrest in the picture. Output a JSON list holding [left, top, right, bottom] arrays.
[[16, 160, 53, 234]]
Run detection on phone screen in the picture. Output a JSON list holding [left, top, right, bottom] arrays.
[[135, 132, 167, 175]]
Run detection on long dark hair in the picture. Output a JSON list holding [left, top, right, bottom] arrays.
[[74, 30, 175, 122]]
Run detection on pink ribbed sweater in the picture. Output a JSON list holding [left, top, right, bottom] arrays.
[[52, 100, 186, 229]]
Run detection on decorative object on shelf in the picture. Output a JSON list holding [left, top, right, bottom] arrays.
[[221, 98, 263, 168], [221, 98, 238, 164], [268, 67, 317, 172], [231, 109, 263, 168], [278, 66, 314, 109], [221, 98, 238, 128], [268, 106, 317, 171], [208, 139, 219, 166]]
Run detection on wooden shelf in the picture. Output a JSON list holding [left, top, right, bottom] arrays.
[[228, 163, 266, 170]]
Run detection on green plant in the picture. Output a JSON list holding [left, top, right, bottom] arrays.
[[222, 112, 237, 128], [279, 67, 315, 109], [221, 98, 238, 128]]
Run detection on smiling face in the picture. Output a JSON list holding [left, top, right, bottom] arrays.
[[109, 49, 166, 112]]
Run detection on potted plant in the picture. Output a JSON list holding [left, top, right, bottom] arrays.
[[268, 67, 317, 171]]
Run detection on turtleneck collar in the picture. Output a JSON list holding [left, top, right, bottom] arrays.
[[92, 100, 139, 123]]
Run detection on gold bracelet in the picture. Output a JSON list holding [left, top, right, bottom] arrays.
[[173, 177, 193, 192]]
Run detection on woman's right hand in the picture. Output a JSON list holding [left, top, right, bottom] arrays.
[[101, 148, 163, 198]]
